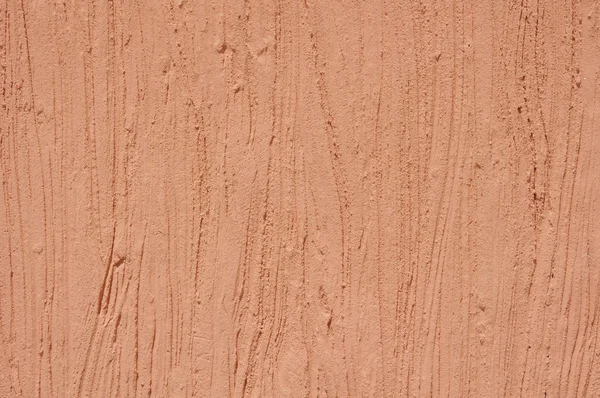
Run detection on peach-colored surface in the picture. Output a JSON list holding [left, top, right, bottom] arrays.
[[1, 0, 600, 397]]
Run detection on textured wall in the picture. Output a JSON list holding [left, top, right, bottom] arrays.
[[1, 0, 600, 396]]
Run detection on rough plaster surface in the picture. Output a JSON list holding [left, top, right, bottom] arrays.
[[1, 0, 600, 396]]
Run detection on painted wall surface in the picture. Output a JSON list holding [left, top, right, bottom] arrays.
[[1, 0, 600, 396]]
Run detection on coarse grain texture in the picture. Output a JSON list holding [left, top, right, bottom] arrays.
[[1, 0, 600, 397]]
